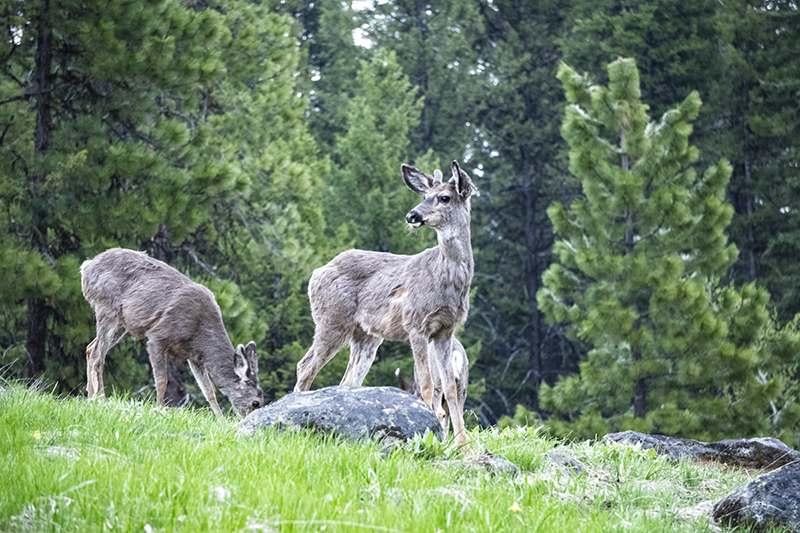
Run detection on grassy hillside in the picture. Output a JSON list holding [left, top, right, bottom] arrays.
[[1, 381, 753, 533]]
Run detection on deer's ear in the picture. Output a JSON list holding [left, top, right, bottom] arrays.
[[244, 341, 258, 372], [234, 344, 250, 381], [402, 164, 435, 196], [451, 160, 480, 199]]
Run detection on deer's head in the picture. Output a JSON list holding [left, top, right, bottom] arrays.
[[402, 161, 479, 231], [225, 341, 264, 416]]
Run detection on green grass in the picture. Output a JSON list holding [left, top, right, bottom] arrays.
[[0, 381, 752, 533]]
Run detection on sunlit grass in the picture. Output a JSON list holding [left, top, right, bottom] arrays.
[[0, 380, 751, 532]]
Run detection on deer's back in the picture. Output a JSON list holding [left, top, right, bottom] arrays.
[[309, 247, 469, 341], [81, 248, 224, 342]]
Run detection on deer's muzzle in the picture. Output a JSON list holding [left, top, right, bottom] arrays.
[[406, 210, 424, 227]]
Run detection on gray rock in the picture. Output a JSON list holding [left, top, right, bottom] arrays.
[[601, 431, 800, 471], [239, 386, 442, 443], [708, 437, 800, 470], [470, 450, 520, 476], [601, 431, 717, 462], [713, 462, 800, 533], [545, 447, 586, 475]]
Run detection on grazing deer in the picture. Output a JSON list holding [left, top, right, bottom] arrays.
[[294, 161, 478, 448], [395, 338, 469, 437], [81, 248, 263, 417]]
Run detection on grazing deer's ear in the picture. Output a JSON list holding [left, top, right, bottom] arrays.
[[402, 164, 435, 196], [451, 160, 480, 199], [233, 344, 249, 381], [433, 169, 443, 183], [244, 341, 258, 372]]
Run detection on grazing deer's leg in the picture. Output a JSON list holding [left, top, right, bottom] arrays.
[[433, 336, 468, 448], [433, 390, 449, 437], [295, 328, 349, 392], [86, 339, 98, 398], [340, 327, 383, 387], [188, 360, 223, 418], [146, 339, 169, 406], [410, 333, 434, 407], [86, 316, 126, 400]]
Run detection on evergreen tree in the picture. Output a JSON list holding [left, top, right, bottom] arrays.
[[364, 0, 484, 161], [711, 0, 800, 319], [537, 58, 798, 441], [562, 0, 719, 122], [325, 50, 426, 254], [303, 0, 367, 155], [464, 0, 576, 422], [0, 0, 320, 400]]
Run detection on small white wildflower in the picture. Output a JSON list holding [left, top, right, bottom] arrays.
[[213, 486, 231, 502]]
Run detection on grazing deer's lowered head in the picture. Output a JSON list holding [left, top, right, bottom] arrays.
[[295, 161, 478, 449], [81, 248, 263, 417]]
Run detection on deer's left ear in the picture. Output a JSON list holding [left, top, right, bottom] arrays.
[[451, 161, 480, 199], [402, 164, 435, 196]]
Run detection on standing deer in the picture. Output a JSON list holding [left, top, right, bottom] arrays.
[[395, 338, 469, 437], [294, 161, 478, 448], [81, 248, 263, 417]]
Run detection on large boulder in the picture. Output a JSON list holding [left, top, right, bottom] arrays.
[[601, 431, 800, 470], [713, 462, 800, 532], [239, 386, 442, 443]]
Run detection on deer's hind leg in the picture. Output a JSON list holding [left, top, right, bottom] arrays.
[[86, 314, 126, 400], [295, 326, 349, 391], [432, 335, 469, 450], [340, 327, 382, 387]]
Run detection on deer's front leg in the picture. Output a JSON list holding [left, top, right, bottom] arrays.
[[432, 335, 469, 450], [147, 339, 169, 406], [188, 360, 223, 417], [410, 333, 434, 407]]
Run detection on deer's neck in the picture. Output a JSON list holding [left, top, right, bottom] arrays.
[[434, 221, 473, 288]]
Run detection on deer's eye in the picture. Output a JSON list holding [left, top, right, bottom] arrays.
[[439, 195, 450, 204]]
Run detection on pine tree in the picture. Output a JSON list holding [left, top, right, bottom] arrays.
[[364, 0, 484, 161], [562, 0, 719, 121], [711, 0, 800, 319], [325, 50, 426, 254], [308, 49, 437, 389], [537, 58, 798, 441], [465, 0, 576, 419], [0, 0, 320, 399]]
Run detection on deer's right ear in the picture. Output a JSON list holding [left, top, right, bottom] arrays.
[[402, 164, 435, 196], [233, 344, 250, 381]]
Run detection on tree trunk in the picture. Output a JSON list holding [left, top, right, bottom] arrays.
[[522, 153, 542, 411], [413, 0, 432, 151], [164, 358, 189, 407], [622, 132, 647, 419], [743, 121, 756, 281], [26, 299, 49, 378], [27, 0, 53, 378]]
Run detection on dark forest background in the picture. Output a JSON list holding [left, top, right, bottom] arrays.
[[2, 0, 799, 444]]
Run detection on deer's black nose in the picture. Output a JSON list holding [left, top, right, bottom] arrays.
[[406, 210, 423, 226]]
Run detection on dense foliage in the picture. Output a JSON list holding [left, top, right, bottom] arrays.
[[538, 58, 800, 441], [2, 0, 798, 444]]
